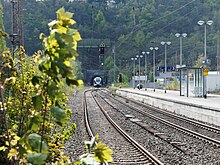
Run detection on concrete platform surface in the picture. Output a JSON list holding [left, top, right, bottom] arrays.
[[119, 88, 220, 111], [116, 88, 220, 126]]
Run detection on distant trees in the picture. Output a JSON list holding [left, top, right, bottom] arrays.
[[2, 0, 220, 83]]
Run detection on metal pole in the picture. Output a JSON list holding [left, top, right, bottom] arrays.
[[113, 46, 115, 84], [133, 60, 135, 88], [180, 69, 182, 96], [134, 59, 136, 88], [165, 44, 167, 93], [138, 56, 141, 89], [153, 50, 155, 92], [180, 37, 182, 66], [204, 24, 207, 98], [204, 24, 207, 59], [187, 69, 189, 97], [217, 39, 219, 74], [145, 54, 147, 90]]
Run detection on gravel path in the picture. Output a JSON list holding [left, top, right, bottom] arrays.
[[64, 90, 89, 162]]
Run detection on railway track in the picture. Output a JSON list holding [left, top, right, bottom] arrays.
[[101, 90, 220, 146], [93, 89, 220, 164], [83, 89, 163, 165]]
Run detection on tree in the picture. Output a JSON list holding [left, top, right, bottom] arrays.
[[134, 30, 145, 49], [2, 0, 220, 73], [0, 1, 6, 53], [95, 10, 106, 30]]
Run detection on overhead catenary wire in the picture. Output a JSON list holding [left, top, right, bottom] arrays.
[[113, 0, 198, 50]]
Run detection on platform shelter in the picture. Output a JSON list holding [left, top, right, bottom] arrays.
[[179, 66, 205, 97]]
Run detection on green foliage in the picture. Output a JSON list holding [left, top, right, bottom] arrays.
[[50, 106, 67, 126], [76, 136, 113, 164], [167, 79, 180, 90], [114, 82, 130, 88], [0, 7, 113, 165], [194, 54, 204, 68], [134, 30, 145, 48], [2, 0, 220, 73], [0, 7, 83, 164], [26, 153, 48, 165], [28, 133, 48, 153], [95, 10, 106, 29]]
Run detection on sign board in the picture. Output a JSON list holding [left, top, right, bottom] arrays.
[[157, 66, 175, 71], [203, 69, 208, 76], [100, 42, 105, 47], [134, 76, 147, 81]]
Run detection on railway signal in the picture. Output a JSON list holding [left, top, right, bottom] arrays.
[[99, 42, 105, 54]]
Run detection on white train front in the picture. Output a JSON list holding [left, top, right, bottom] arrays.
[[93, 77, 102, 87]]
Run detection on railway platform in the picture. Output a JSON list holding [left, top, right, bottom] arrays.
[[116, 87, 220, 126]]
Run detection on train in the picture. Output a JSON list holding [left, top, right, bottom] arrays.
[[93, 76, 102, 87]]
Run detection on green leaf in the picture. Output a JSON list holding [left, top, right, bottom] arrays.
[[66, 77, 79, 86], [56, 7, 75, 26], [29, 116, 43, 132], [42, 62, 51, 71], [50, 106, 67, 126], [26, 153, 47, 165], [28, 133, 48, 154], [28, 133, 40, 150], [32, 76, 42, 86], [63, 60, 70, 67], [18, 145, 26, 157], [31, 123, 39, 132], [32, 95, 43, 110]]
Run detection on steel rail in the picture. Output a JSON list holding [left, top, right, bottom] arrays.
[[115, 92, 220, 134], [104, 91, 220, 147], [91, 91, 164, 165], [83, 89, 109, 165]]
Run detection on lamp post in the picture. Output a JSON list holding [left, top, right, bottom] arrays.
[[142, 51, 150, 90], [131, 57, 137, 88], [150, 47, 159, 92], [175, 33, 187, 66], [197, 20, 213, 98], [136, 55, 143, 89], [113, 46, 116, 84], [161, 41, 171, 93]]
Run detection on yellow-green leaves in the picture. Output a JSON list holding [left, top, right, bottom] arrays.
[[94, 142, 113, 163], [39, 7, 82, 88], [8, 148, 18, 160], [56, 7, 76, 27], [39, 33, 46, 40], [4, 77, 16, 85], [0, 7, 83, 165], [78, 137, 113, 164], [0, 146, 7, 151]]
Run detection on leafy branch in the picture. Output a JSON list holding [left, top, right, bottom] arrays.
[[0, 7, 112, 165]]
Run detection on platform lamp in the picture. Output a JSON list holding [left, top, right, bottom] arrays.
[[161, 41, 171, 93], [131, 57, 137, 88], [175, 33, 187, 67], [136, 55, 143, 89], [197, 20, 213, 98], [142, 51, 150, 90], [150, 47, 159, 92]]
